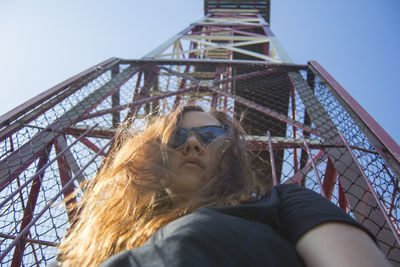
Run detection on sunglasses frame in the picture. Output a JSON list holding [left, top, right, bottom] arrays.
[[170, 125, 229, 150]]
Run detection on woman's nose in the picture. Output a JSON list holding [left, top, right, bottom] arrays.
[[182, 133, 204, 155]]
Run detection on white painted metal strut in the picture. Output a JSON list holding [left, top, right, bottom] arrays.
[[143, 9, 291, 63]]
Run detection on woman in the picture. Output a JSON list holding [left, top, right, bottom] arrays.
[[58, 105, 390, 267]]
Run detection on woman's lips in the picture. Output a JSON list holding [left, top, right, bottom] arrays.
[[182, 162, 202, 169], [181, 157, 205, 170]]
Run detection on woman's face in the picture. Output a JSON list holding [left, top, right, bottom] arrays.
[[166, 111, 221, 202]]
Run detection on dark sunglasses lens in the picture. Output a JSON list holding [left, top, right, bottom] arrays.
[[171, 129, 188, 148], [198, 126, 227, 144]]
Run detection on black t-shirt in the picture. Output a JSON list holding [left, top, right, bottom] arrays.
[[98, 184, 373, 267]]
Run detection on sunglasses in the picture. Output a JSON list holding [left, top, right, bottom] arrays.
[[170, 125, 229, 149]]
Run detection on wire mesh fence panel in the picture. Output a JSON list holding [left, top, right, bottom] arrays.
[[0, 60, 399, 266]]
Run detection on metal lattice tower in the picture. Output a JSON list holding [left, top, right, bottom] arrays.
[[1, 1, 400, 266]]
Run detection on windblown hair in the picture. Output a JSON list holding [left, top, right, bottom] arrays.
[[58, 105, 272, 267]]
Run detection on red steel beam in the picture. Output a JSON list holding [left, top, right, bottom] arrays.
[[289, 70, 400, 259], [338, 179, 349, 212], [322, 157, 338, 200], [54, 137, 78, 222], [134, 71, 143, 96], [0, 125, 98, 209], [196, 23, 267, 30], [211, 66, 224, 109], [0, 57, 118, 129], [189, 27, 267, 38], [0, 153, 39, 194], [75, 85, 201, 121], [290, 83, 299, 174], [236, 138, 378, 154], [337, 130, 400, 245], [0, 58, 120, 143], [0, 66, 140, 191], [160, 66, 199, 84], [76, 136, 107, 158], [0, 233, 57, 247], [267, 131, 278, 185], [300, 132, 326, 197], [0, 137, 114, 262], [10, 148, 50, 267], [173, 65, 193, 108], [125, 65, 160, 123], [212, 14, 258, 18], [120, 58, 307, 70], [223, 65, 231, 112], [386, 165, 399, 217], [206, 85, 319, 136], [62, 126, 115, 139], [188, 28, 200, 59], [284, 150, 327, 185], [256, 14, 275, 36], [213, 68, 278, 86], [178, 40, 186, 59], [204, 8, 269, 13], [55, 135, 85, 185], [308, 61, 400, 168]]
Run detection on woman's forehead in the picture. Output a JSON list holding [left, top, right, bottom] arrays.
[[180, 111, 221, 128]]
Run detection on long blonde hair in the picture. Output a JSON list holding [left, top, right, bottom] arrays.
[[58, 105, 272, 266]]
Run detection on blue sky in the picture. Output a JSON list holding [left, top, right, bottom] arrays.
[[0, 0, 399, 144]]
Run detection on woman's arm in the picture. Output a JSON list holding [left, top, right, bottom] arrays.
[[295, 222, 392, 267]]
